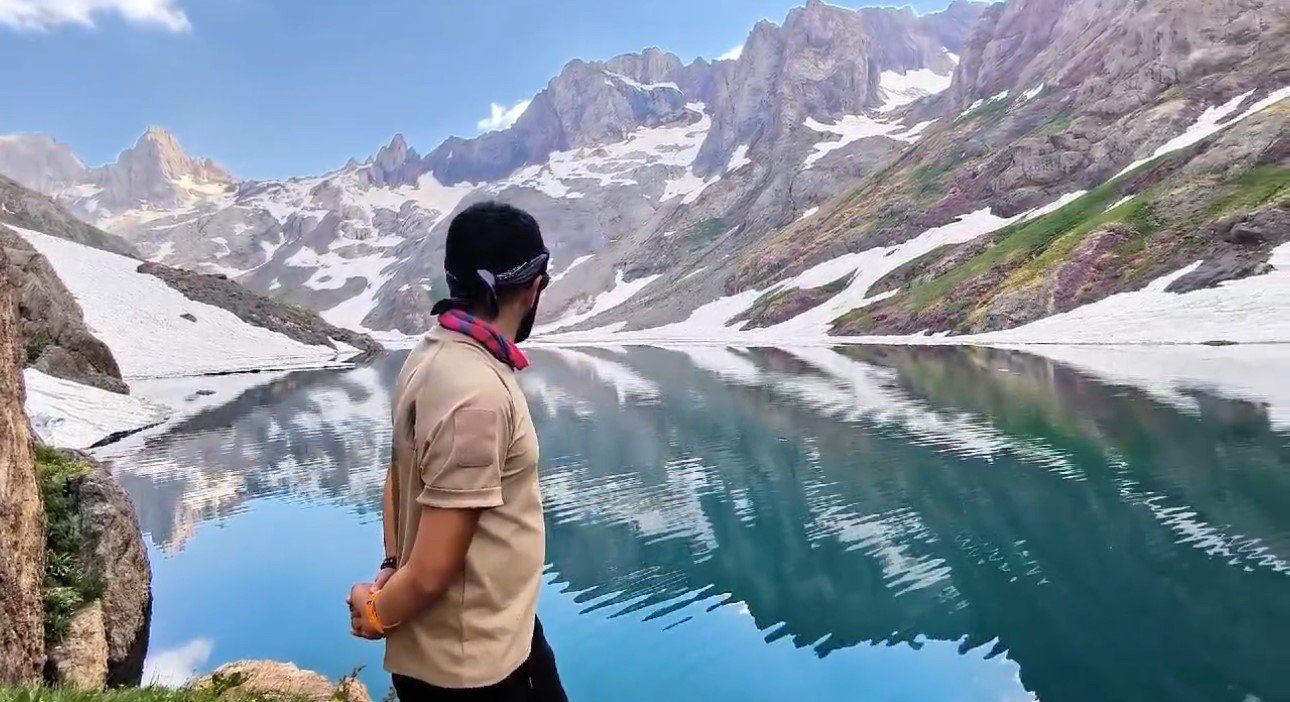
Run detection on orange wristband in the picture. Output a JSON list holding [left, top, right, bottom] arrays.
[[364, 590, 397, 634]]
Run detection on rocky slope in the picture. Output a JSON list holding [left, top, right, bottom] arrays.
[[706, 0, 1290, 338]]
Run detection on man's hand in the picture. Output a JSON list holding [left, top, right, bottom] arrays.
[[374, 567, 396, 591], [346, 582, 382, 640]]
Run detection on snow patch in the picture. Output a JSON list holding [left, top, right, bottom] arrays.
[[1020, 83, 1046, 101], [538, 269, 662, 334], [726, 144, 751, 172], [1114, 87, 1288, 179], [877, 68, 953, 112], [1105, 194, 1136, 212], [552, 254, 594, 284], [604, 71, 681, 93], [760, 207, 1023, 335], [501, 105, 712, 202], [803, 114, 928, 168], [798, 206, 821, 221], [24, 370, 170, 449]]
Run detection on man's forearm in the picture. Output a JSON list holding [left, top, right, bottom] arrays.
[[372, 506, 479, 628]]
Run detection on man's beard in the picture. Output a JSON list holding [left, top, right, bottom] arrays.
[[515, 291, 541, 344]]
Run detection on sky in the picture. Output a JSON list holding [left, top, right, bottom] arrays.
[[0, 0, 953, 180]]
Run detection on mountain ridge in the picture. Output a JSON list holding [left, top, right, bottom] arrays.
[[0, 0, 1286, 344]]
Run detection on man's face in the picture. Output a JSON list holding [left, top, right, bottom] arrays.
[[514, 274, 547, 343]]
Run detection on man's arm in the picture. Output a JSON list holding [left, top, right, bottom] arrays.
[[369, 506, 479, 626], [374, 464, 398, 589], [350, 389, 509, 637]]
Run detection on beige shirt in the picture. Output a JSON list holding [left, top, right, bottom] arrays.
[[384, 326, 545, 688]]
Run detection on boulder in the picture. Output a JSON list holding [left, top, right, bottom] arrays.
[[198, 661, 373, 702], [44, 601, 108, 688], [0, 245, 45, 685], [68, 458, 153, 686]]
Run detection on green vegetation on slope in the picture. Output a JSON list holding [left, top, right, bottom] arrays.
[[35, 446, 101, 646], [833, 157, 1290, 334], [736, 274, 854, 329]]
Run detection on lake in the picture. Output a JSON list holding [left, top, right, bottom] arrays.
[[95, 344, 1290, 702]]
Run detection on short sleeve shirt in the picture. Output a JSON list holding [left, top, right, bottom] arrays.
[[384, 327, 545, 688]]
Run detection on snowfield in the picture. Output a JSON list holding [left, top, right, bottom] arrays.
[[24, 369, 171, 449], [13, 225, 358, 379]]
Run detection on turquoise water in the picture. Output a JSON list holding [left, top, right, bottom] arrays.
[[101, 345, 1290, 702]]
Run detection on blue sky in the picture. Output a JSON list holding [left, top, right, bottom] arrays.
[[0, 0, 951, 180]]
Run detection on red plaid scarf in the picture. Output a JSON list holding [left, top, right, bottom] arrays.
[[438, 309, 530, 371]]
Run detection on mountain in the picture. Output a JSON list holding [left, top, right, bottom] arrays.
[[0, 0, 1286, 343], [0, 1, 980, 336], [0, 135, 86, 195]]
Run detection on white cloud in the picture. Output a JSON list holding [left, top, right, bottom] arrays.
[[0, 0, 191, 31], [476, 99, 532, 133], [717, 44, 743, 61], [142, 638, 213, 687]]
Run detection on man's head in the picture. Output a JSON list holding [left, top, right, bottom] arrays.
[[432, 202, 549, 342]]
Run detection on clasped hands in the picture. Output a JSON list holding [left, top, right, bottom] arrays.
[[347, 566, 396, 640]]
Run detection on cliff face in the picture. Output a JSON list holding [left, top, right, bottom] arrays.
[[0, 244, 46, 685]]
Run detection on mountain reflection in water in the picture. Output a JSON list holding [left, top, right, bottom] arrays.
[[102, 344, 1290, 702]]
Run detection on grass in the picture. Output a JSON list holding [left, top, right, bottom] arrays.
[[684, 217, 727, 248], [1204, 165, 1290, 218], [1043, 110, 1072, 135], [0, 667, 364, 702], [25, 332, 52, 364], [35, 446, 101, 647], [910, 159, 956, 200]]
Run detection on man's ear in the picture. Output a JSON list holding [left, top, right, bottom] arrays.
[[527, 276, 544, 305]]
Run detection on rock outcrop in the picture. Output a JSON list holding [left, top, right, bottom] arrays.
[[137, 262, 382, 354], [0, 245, 45, 685], [197, 661, 373, 702], [44, 601, 109, 688], [65, 456, 153, 687], [1, 226, 128, 393]]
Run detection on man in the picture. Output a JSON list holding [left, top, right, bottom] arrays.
[[348, 202, 567, 701]]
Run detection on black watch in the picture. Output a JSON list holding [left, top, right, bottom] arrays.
[[380, 556, 398, 571]]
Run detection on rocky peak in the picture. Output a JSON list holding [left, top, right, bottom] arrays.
[[692, 1, 981, 176], [604, 47, 685, 86], [116, 126, 231, 184], [424, 48, 697, 185], [367, 133, 423, 188], [0, 134, 87, 195], [89, 127, 233, 212]]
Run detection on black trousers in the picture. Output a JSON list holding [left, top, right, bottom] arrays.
[[393, 618, 568, 702]]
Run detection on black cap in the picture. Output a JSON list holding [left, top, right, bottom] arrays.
[[432, 201, 549, 316]]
